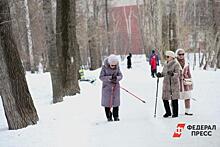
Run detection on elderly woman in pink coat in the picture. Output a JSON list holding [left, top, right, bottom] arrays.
[[99, 54, 123, 121], [176, 48, 193, 115]]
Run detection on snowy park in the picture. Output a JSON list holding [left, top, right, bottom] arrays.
[[1, 55, 220, 147], [1, 0, 220, 146]]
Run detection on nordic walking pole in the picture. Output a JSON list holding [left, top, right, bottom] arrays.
[[154, 77, 159, 118], [120, 86, 146, 103], [109, 84, 116, 108], [169, 76, 173, 100]]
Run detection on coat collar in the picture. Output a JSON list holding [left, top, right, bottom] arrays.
[[176, 59, 189, 70], [166, 59, 177, 68]]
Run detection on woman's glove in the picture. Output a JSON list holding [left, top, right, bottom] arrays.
[[167, 71, 174, 76], [156, 72, 163, 78], [110, 74, 117, 83]]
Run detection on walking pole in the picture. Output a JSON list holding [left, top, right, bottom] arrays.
[[120, 86, 146, 103], [109, 87, 113, 108], [169, 76, 173, 100], [109, 84, 116, 108], [154, 77, 159, 118]]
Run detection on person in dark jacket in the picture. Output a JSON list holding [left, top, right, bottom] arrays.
[[127, 53, 132, 69], [99, 54, 123, 121], [156, 51, 180, 118], [149, 49, 159, 78]]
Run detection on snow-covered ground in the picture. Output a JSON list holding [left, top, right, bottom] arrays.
[[0, 55, 220, 147]]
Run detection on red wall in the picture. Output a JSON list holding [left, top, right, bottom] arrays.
[[109, 5, 144, 54]]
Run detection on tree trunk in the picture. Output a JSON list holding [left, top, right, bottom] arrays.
[[87, 0, 102, 70], [136, 0, 147, 54], [217, 47, 220, 68], [24, 0, 35, 73], [88, 38, 101, 70], [56, 0, 80, 97], [161, 1, 169, 52], [105, 0, 110, 55], [210, 0, 220, 68], [43, 0, 63, 103], [0, 0, 39, 130], [67, 0, 81, 95], [200, 53, 205, 68], [169, 0, 178, 52], [11, 0, 31, 71]]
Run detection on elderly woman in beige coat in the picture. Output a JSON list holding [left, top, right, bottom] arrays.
[[156, 51, 181, 118], [176, 48, 193, 115]]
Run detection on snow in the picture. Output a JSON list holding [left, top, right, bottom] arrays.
[[112, 0, 141, 7], [0, 55, 220, 147]]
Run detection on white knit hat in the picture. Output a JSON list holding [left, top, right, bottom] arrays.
[[175, 48, 185, 56], [165, 51, 175, 58], [108, 54, 119, 65]]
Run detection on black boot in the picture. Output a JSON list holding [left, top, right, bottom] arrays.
[[185, 112, 193, 116], [107, 117, 113, 121], [105, 107, 113, 121], [163, 100, 171, 118], [113, 107, 120, 121], [172, 99, 178, 118], [114, 117, 120, 121]]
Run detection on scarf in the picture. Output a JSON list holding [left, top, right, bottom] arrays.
[[177, 58, 185, 69]]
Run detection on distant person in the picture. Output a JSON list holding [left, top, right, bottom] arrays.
[[79, 66, 95, 83], [149, 49, 159, 78], [79, 66, 86, 80], [156, 51, 180, 118], [127, 53, 132, 69], [99, 54, 123, 121], [176, 48, 193, 115]]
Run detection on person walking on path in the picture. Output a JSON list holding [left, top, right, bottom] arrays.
[[99, 54, 123, 121], [149, 49, 159, 78], [176, 48, 193, 115], [156, 51, 180, 118], [127, 53, 132, 69]]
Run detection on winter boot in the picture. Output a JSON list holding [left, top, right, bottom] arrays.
[[105, 107, 113, 121], [172, 99, 178, 118], [114, 117, 120, 121], [107, 117, 113, 121], [163, 100, 171, 118], [185, 108, 193, 116], [112, 107, 120, 121]]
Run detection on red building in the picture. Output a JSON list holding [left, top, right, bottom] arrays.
[[109, 5, 144, 55]]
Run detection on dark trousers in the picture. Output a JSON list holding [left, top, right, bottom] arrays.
[[151, 68, 157, 77], [105, 107, 119, 119], [163, 100, 178, 116]]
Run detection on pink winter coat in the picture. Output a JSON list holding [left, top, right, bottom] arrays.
[[179, 62, 193, 92]]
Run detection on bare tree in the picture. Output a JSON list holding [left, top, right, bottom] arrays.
[[0, 0, 39, 129], [86, 0, 102, 70], [43, 0, 63, 103], [123, 6, 133, 54], [105, 0, 111, 55], [56, 0, 80, 97], [24, 0, 35, 73]]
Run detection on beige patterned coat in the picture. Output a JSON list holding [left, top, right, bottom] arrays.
[[161, 60, 181, 100]]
